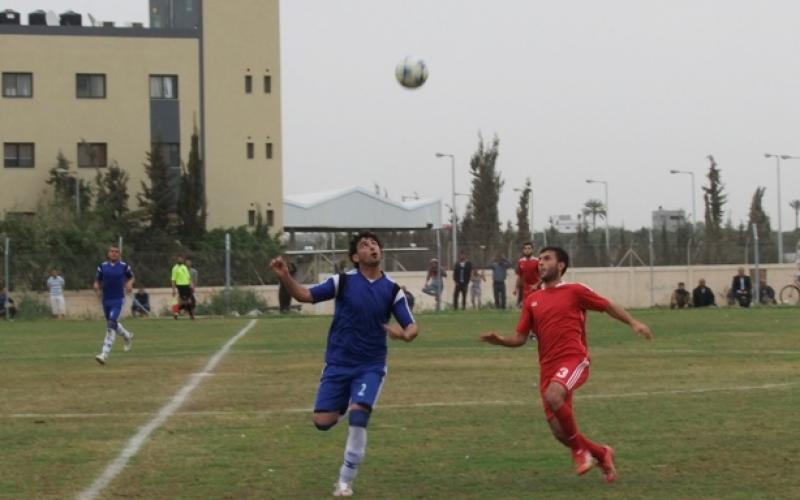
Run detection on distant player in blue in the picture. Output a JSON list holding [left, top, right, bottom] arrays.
[[271, 231, 418, 497], [93, 245, 135, 365]]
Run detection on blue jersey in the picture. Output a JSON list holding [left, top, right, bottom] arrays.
[[96, 260, 134, 301], [310, 270, 415, 367]]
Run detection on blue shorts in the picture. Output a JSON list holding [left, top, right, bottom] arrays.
[[102, 299, 125, 322], [314, 363, 387, 414]]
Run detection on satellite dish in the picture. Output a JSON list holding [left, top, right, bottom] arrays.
[[45, 10, 57, 25], [87, 13, 97, 27]]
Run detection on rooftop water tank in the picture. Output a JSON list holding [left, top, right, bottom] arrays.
[[0, 9, 21, 25], [59, 10, 82, 26]]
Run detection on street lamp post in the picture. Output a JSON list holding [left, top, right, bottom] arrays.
[[764, 153, 799, 263], [669, 169, 696, 229], [435, 153, 457, 266], [585, 179, 610, 261], [513, 187, 534, 244]]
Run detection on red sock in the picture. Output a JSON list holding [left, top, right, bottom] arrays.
[[553, 404, 582, 451], [578, 433, 607, 460]]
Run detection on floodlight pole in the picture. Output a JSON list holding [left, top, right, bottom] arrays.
[[767, 153, 800, 263], [669, 169, 696, 229], [436, 153, 457, 267]]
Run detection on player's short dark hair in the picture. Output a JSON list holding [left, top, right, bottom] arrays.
[[539, 246, 570, 275], [522, 241, 533, 248], [348, 231, 383, 266]]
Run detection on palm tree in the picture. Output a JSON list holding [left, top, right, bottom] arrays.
[[790, 199, 800, 231], [582, 199, 607, 230]]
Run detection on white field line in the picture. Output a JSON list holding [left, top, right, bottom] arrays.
[[76, 319, 257, 500], [7, 380, 795, 421]]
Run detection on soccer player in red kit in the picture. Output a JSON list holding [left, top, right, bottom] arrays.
[[481, 246, 653, 482], [515, 242, 540, 304]]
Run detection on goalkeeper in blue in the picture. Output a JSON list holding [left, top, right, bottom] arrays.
[[270, 231, 418, 497]]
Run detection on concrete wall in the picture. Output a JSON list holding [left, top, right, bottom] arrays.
[[30, 263, 799, 318]]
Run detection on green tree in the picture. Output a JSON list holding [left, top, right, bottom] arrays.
[[94, 160, 131, 226], [178, 127, 206, 242], [702, 155, 727, 263], [460, 134, 503, 253], [581, 199, 606, 230], [138, 142, 174, 233], [515, 177, 531, 244], [45, 152, 92, 213], [748, 186, 774, 262]]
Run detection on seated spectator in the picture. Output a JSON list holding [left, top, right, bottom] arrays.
[[131, 288, 151, 317], [0, 282, 17, 320], [670, 282, 691, 309], [692, 278, 716, 307], [401, 285, 415, 311], [731, 267, 752, 307], [759, 280, 777, 305]]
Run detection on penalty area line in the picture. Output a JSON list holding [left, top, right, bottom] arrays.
[[76, 319, 257, 500]]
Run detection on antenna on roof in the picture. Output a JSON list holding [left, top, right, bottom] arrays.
[[45, 10, 57, 25], [87, 13, 97, 26]]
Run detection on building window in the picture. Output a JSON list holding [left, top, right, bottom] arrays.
[[263, 75, 271, 93], [149, 75, 178, 99], [152, 143, 180, 167], [246, 142, 254, 159], [77, 143, 108, 167], [245, 75, 252, 93], [2, 73, 33, 97], [76, 74, 106, 98], [265, 142, 273, 159], [3, 143, 34, 168], [266, 209, 274, 227], [248, 209, 256, 227]]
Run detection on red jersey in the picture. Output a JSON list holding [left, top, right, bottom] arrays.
[[515, 282, 609, 371], [516, 256, 541, 297]]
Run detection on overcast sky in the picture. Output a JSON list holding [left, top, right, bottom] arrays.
[[6, 1, 800, 232]]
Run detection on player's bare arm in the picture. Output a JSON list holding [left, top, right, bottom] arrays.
[[125, 278, 135, 295], [270, 257, 313, 303], [605, 301, 654, 340], [479, 329, 528, 347], [384, 322, 418, 342]]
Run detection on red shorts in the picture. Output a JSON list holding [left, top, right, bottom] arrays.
[[539, 357, 590, 419]]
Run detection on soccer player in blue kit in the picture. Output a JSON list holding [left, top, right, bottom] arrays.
[[270, 231, 418, 497], [93, 245, 135, 365]]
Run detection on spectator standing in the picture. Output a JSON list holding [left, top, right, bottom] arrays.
[[278, 258, 298, 313], [692, 279, 716, 307], [470, 268, 486, 309], [731, 267, 752, 307], [452, 254, 472, 310], [670, 282, 691, 309], [46, 269, 66, 319], [489, 254, 513, 309], [422, 258, 446, 308]]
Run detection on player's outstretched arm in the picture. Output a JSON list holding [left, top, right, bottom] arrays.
[[270, 257, 313, 303], [384, 322, 418, 342], [479, 330, 528, 347], [605, 301, 653, 341]]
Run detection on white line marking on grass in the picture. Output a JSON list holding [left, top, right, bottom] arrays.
[[76, 319, 257, 500], [11, 381, 792, 422]]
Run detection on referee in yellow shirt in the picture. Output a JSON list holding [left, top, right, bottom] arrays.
[[171, 255, 195, 320]]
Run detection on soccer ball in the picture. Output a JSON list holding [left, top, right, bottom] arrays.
[[395, 56, 429, 89]]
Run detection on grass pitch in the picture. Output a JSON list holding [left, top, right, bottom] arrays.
[[0, 307, 799, 499]]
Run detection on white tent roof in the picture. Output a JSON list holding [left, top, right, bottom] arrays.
[[284, 186, 442, 231]]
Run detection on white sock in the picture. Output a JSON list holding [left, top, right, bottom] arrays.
[[339, 426, 367, 484], [116, 322, 132, 340], [101, 329, 115, 356]]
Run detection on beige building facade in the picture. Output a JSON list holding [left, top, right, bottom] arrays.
[[0, 0, 282, 231]]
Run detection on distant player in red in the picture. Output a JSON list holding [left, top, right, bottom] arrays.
[[515, 241, 540, 305], [480, 246, 653, 482]]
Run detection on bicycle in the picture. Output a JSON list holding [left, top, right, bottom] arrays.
[[779, 282, 800, 305]]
